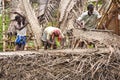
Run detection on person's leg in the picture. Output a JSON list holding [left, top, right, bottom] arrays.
[[15, 35, 21, 51], [20, 44, 25, 50], [44, 41, 48, 50], [20, 36, 26, 50], [53, 43, 57, 49], [49, 36, 54, 49], [15, 44, 21, 51]]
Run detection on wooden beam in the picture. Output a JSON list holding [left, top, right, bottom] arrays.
[[2, 0, 6, 52], [115, 10, 119, 34]]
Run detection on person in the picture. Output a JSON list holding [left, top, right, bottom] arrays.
[[41, 26, 64, 50], [76, 4, 101, 30], [12, 12, 28, 51]]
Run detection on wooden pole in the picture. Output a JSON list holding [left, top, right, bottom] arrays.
[[115, 8, 119, 34], [2, 0, 6, 52]]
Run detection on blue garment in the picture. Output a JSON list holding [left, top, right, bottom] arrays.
[[15, 35, 26, 45]]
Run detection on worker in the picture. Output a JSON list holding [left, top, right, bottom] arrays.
[[41, 26, 64, 49], [76, 4, 101, 30]]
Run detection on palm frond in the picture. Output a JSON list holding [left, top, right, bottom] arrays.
[[38, 0, 60, 26], [58, 0, 87, 32]]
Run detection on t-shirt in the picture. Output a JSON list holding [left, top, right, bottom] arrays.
[[77, 10, 101, 29]]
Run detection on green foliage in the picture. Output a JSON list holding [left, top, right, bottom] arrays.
[[5, 14, 10, 30], [0, 14, 10, 51], [88, 0, 102, 7], [46, 9, 59, 27], [47, 21, 58, 27], [0, 43, 3, 52]]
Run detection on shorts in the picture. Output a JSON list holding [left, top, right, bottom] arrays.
[[15, 35, 26, 45]]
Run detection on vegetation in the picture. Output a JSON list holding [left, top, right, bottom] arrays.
[[0, 14, 10, 51]]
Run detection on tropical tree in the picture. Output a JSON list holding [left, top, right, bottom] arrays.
[[7, 0, 88, 49]]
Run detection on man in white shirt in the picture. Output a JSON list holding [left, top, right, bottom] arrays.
[[76, 4, 101, 30]]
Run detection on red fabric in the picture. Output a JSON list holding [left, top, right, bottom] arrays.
[[52, 30, 62, 42], [54, 30, 60, 35]]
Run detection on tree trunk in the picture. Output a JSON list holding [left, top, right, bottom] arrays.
[[59, 0, 87, 32], [10, 0, 24, 19], [7, 0, 24, 34], [22, 0, 42, 49]]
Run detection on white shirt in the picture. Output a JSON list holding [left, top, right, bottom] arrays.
[[16, 22, 27, 36], [77, 10, 101, 29]]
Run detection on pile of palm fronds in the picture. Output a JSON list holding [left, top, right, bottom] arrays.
[[0, 47, 120, 80], [63, 29, 120, 49]]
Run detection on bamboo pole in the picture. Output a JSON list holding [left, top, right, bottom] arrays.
[[2, 0, 6, 52]]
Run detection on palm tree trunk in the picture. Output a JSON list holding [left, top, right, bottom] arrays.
[[10, 0, 24, 19], [22, 0, 42, 49], [59, 0, 87, 32]]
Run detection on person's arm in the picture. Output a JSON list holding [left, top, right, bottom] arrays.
[[76, 12, 86, 28], [12, 12, 26, 25], [13, 12, 25, 19], [46, 33, 55, 45], [76, 20, 84, 28], [47, 40, 54, 45], [59, 32, 65, 47], [15, 22, 28, 31]]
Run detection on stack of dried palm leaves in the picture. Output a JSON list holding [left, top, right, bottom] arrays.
[[65, 29, 120, 49], [0, 46, 120, 80]]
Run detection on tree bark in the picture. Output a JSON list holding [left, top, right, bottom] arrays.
[[59, 0, 87, 32], [22, 0, 42, 49]]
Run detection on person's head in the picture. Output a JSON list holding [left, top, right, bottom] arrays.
[[53, 30, 63, 41], [15, 15, 21, 22], [87, 4, 94, 16], [53, 30, 60, 37]]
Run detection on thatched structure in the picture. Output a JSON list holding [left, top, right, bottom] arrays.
[[97, 0, 120, 35], [0, 1, 120, 80]]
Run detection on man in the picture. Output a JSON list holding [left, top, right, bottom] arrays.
[[41, 26, 64, 50], [76, 4, 101, 30], [12, 12, 28, 51]]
